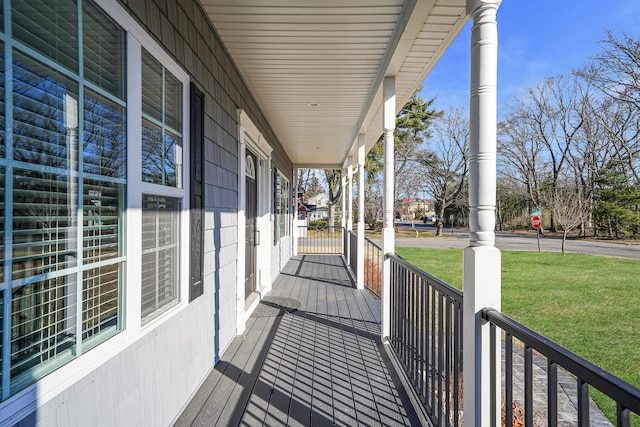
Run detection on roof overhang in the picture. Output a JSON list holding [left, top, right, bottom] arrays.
[[200, 0, 469, 169]]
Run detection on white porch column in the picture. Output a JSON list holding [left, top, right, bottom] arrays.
[[347, 157, 354, 232], [293, 168, 299, 256], [346, 158, 354, 269], [381, 76, 395, 339], [341, 171, 347, 228], [356, 134, 366, 290], [463, 1, 502, 427], [341, 170, 347, 265]]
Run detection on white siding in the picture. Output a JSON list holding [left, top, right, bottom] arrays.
[[26, 297, 215, 426]]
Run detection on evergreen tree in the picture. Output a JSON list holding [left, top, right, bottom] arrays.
[[363, 89, 441, 226], [593, 165, 640, 238]]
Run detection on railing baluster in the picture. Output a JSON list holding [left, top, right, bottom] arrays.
[[402, 264, 407, 367], [454, 299, 461, 427], [411, 274, 422, 392], [412, 273, 418, 387], [617, 402, 630, 427], [414, 274, 419, 388], [407, 268, 413, 380], [445, 297, 452, 426], [490, 322, 497, 427], [430, 284, 436, 416], [578, 378, 590, 427], [505, 333, 513, 427], [426, 280, 432, 410], [407, 268, 412, 372], [390, 258, 396, 348], [402, 262, 408, 364], [438, 291, 444, 423], [418, 279, 427, 400], [396, 261, 401, 353], [524, 344, 533, 427], [548, 360, 558, 427], [396, 261, 401, 352], [396, 260, 401, 355]]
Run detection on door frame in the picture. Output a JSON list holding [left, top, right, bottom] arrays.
[[244, 151, 258, 298], [236, 109, 273, 334]]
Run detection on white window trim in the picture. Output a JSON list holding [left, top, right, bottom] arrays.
[[126, 29, 191, 333], [275, 170, 291, 241]]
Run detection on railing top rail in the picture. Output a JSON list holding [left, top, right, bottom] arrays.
[[364, 236, 382, 251], [483, 307, 640, 414], [386, 253, 463, 302]]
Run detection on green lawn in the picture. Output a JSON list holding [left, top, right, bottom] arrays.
[[396, 247, 640, 423]]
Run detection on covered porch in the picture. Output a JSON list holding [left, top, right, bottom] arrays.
[[178, 248, 634, 426], [199, 0, 640, 426]]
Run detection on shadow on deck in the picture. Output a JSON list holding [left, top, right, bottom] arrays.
[[175, 255, 420, 426]]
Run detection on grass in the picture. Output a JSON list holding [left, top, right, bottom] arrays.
[[396, 247, 640, 424]]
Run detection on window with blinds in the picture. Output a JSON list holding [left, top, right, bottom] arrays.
[[12, 0, 79, 74], [141, 195, 180, 322], [141, 49, 183, 188], [139, 46, 184, 324], [0, 0, 126, 400]]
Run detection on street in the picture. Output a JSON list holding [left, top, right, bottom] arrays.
[[391, 223, 640, 259]]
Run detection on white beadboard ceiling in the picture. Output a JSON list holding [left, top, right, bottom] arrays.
[[200, 0, 468, 168]]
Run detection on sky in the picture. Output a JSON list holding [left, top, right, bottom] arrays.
[[419, 0, 640, 117]]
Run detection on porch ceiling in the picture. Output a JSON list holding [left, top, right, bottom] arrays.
[[200, 0, 468, 168]]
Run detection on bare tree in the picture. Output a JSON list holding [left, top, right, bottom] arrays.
[[498, 109, 548, 212], [577, 60, 640, 176], [364, 178, 384, 229], [296, 168, 324, 199], [586, 32, 640, 111], [496, 174, 530, 230], [495, 31, 640, 240], [578, 32, 640, 183], [418, 107, 469, 236], [324, 169, 342, 228], [545, 186, 589, 253], [503, 76, 585, 231]]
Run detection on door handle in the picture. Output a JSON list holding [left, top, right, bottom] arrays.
[[255, 229, 260, 246]]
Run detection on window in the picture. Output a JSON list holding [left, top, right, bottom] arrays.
[[141, 49, 183, 188], [274, 170, 290, 241], [1, 0, 126, 399], [141, 196, 180, 322], [139, 48, 185, 323]]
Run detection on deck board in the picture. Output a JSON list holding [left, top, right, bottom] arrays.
[[175, 255, 420, 426]]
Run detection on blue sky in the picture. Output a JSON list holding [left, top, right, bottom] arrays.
[[419, 0, 640, 117]]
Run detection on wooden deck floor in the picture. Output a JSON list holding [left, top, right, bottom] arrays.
[[175, 255, 420, 426]]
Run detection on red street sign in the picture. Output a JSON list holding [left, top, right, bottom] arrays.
[[531, 215, 541, 230]]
